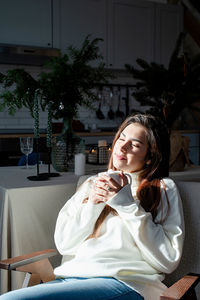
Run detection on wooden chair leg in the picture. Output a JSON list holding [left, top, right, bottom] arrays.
[[22, 273, 41, 288]]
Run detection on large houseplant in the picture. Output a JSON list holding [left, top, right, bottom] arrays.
[[125, 32, 200, 170], [39, 36, 113, 170], [125, 32, 200, 129], [39, 35, 112, 135], [0, 35, 112, 124], [0, 35, 113, 171]]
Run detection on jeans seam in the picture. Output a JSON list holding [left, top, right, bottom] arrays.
[[98, 289, 142, 300]]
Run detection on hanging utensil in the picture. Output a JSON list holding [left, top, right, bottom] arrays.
[[96, 90, 105, 119], [115, 86, 125, 119], [107, 88, 115, 120]]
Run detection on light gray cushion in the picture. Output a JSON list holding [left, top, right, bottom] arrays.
[[164, 181, 200, 297]]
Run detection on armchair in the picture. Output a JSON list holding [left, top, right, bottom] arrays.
[[0, 249, 56, 288], [0, 180, 199, 299]]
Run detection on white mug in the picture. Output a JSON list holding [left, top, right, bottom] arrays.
[[98, 170, 131, 184]]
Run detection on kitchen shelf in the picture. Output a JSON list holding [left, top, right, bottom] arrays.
[[0, 131, 116, 139]]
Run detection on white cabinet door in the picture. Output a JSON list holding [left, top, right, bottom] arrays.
[[108, 0, 155, 69], [0, 0, 52, 47], [53, 0, 108, 63], [155, 3, 183, 66], [53, 0, 183, 69]]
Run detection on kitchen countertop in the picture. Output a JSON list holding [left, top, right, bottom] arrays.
[[0, 131, 116, 138]]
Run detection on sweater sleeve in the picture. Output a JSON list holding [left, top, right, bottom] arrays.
[[106, 178, 185, 274], [54, 176, 106, 255]]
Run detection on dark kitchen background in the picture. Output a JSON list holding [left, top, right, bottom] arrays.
[[0, 0, 200, 166]]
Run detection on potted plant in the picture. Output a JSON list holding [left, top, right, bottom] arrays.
[[0, 35, 113, 171], [125, 32, 200, 170], [39, 35, 112, 133]]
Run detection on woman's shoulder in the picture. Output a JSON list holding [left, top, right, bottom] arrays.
[[161, 177, 176, 188], [160, 177, 180, 198], [156, 177, 183, 223], [160, 177, 181, 200]]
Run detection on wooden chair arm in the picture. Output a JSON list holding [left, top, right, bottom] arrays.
[[0, 249, 57, 271], [160, 273, 200, 300]]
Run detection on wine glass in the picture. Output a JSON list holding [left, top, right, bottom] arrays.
[[20, 137, 34, 169]]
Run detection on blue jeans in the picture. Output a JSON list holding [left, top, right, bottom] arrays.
[[0, 277, 144, 300]]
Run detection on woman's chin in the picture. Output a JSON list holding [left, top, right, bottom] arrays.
[[113, 161, 127, 172]]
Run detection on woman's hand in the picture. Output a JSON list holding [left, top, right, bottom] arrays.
[[89, 172, 129, 204]]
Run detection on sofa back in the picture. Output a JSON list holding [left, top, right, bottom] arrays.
[[164, 181, 200, 298]]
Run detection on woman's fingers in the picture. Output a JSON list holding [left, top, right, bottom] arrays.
[[97, 175, 120, 190], [91, 172, 129, 203], [97, 172, 128, 191], [119, 171, 129, 186], [89, 185, 106, 204], [94, 180, 117, 200]]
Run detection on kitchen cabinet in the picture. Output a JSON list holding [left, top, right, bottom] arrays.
[[53, 0, 108, 66], [54, 0, 183, 69], [155, 3, 183, 66], [0, 0, 183, 68], [54, 0, 156, 68], [0, 0, 52, 47], [107, 0, 183, 68], [107, 0, 155, 68]]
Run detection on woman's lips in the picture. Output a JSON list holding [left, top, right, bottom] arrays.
[[115, 153, 126, 160]]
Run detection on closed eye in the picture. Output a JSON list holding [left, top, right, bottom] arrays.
[[132, 143, 140, 148]]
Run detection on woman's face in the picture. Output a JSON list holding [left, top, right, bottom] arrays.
[[112, 123, 149, 173]]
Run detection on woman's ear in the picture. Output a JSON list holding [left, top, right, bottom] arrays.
[[146, 159, 151, 166]]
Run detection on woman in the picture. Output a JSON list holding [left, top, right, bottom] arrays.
[[0, 114, 184, 300]]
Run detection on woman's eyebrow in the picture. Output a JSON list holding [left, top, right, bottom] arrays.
[[121, 132, 143, 144], [131, 138, 143, 144]]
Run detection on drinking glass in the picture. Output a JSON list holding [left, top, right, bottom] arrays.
[[20, 137, 34, 169]]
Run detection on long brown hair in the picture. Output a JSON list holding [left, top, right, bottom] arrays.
[[89, 114, 170, 238]]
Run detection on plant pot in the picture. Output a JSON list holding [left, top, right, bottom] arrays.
[[51, 118, 85, 172], [51, 137, 68, 172]]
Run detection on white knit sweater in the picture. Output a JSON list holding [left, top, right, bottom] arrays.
[[54, 171, 184, 300]]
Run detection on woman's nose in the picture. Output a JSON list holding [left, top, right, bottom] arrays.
[[120, 141, 129, 152]]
